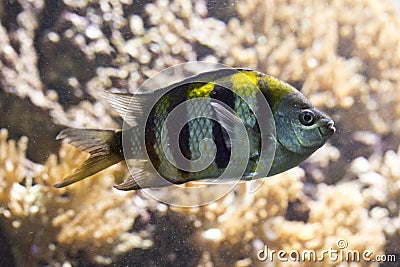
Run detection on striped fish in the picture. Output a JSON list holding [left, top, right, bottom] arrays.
[[55, 69, 335, 190]]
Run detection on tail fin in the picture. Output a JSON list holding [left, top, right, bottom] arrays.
[[54, 128, 124, 188]]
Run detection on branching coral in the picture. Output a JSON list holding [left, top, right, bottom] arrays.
[[185, 169, 385, 267], [234, 0, 400, 140], [0, 129, 152, 266], [31, 0, 400, 142], [4, 0, 395, 137], [348, 146, 400, 259]]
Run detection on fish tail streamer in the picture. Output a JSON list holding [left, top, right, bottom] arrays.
[[54, 128, 124, 188]]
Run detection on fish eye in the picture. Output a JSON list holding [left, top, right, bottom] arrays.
[[299, 109, 316, 126]]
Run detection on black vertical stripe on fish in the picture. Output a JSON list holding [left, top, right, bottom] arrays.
[[145, 107, 161, 171], [258, 75, 268, 92], [210, 84, 235, 169], [165, 85, 191, 178]]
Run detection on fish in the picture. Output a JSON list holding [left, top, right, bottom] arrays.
[[54, 68, 335, 190]]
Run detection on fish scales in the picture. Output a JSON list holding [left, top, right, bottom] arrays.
[[145, 76, 263, 181]]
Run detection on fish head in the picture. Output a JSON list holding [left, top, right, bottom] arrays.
[[274, 89, 335, 156]]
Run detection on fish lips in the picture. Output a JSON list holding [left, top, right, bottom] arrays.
[[318, 119, 336, 137]]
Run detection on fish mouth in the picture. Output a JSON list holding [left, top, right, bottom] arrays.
[[318, 119, 336, 137]]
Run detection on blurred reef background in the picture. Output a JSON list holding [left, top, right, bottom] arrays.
[[1, 0, 400, 266]]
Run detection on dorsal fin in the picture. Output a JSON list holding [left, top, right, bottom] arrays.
[[100, 90, 164, 127]]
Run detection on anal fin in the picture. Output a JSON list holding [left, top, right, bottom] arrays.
[[114, 161, 171, 190]]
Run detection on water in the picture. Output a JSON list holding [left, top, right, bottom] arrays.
[[0, 0, 399, 266]]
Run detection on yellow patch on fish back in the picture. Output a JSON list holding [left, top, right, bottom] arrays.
[[230, 71, 259, 97], [187, 82, 214, 98], [232, 70, 258, 84], [262, 75, 296, 107]]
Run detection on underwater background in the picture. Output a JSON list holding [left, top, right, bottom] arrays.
[[1, 0, 400, 266]]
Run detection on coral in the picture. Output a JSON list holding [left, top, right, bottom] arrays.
[[0, 129, 152, 266], [183, 170, 386, 267], [0, 0, 118, 162], [348, 147, 400, 259], [232, 0, 400, 145]]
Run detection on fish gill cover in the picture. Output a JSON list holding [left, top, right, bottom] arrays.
[[0, 0, 399, 266]]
